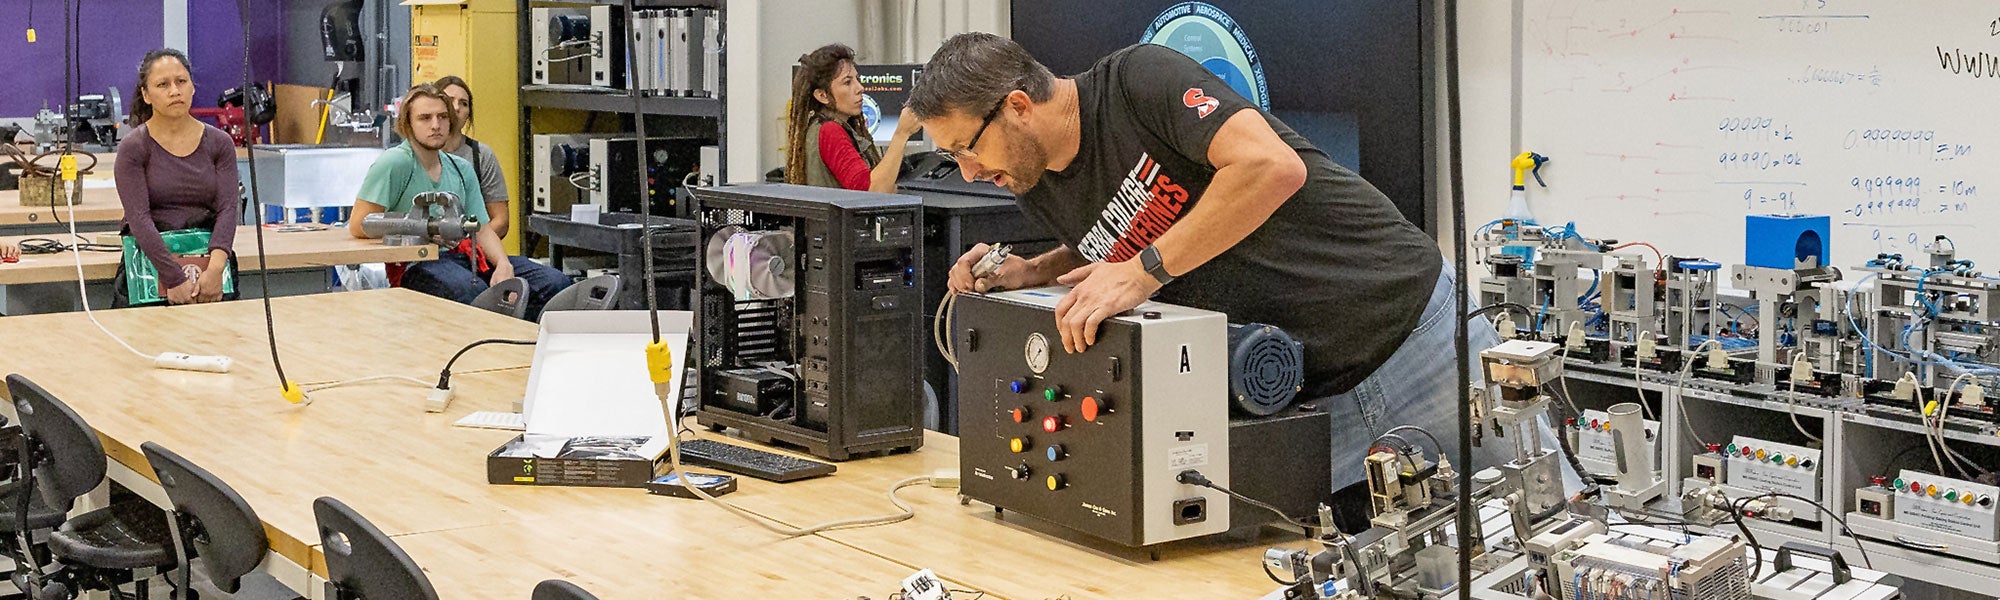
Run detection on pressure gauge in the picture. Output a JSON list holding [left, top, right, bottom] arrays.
[[1025, 332, 1051, 374]]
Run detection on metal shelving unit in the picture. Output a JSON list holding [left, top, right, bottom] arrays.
[[520, 86, 721, 117], [514, 0, 726, 255], [1555, 355, 2000, 595]]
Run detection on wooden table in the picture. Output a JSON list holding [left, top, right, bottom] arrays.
[[0, 225, 429, 286], [0, 293, 1301, 599], [0, 187, 126, 232]]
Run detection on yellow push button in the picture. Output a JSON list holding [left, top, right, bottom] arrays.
[[1046, 474, 1067, 491], [1010, 437, 1030, 453]]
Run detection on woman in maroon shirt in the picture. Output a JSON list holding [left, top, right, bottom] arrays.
[[113, 49, 241, 307], [782, 44, 920, 192]]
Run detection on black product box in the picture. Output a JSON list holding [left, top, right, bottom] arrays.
[[487, 433, 669, 488]]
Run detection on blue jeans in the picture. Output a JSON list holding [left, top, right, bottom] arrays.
[[1322, 261, 1560, 490], [403, 251, 572, 321]]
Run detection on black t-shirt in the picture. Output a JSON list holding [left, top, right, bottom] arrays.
[[1017, 44, 1443, 396]]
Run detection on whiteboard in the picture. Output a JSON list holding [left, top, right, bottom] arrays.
[[1515, 1, 1998, 269]]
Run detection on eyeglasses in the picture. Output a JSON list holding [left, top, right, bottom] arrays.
[[934, 95, 1009, 162]]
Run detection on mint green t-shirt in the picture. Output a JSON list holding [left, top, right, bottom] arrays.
[[355, 142, 489, 224]]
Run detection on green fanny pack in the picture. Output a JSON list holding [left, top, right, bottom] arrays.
[[121, 229, 235, 304]]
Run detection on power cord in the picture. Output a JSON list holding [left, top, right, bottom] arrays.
[[659, 431, 932, 537], [1729, 491, 1872, 579], [291, 338, 538, 409], [436, 338, 537, 389], [15, 237, 119, 254], [1175, 469, 1315, 535], [233, 0, 300, 402], [46, 0, 225, 371], [934, 244, 1013, 371], [1462, 301, 1533, 323], [1672, 338, 1723, 449]]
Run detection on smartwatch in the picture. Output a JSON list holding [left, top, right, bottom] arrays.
[[1139, 245, 1174, 285]]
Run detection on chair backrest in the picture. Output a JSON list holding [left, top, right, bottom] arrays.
[[5, 374, 103, 510], [314, 497, 439, 600], [532, 579, 601, 600], [142, 442, 271, 594], [471, 277, 530, 319], [542, 275, 620, 312]]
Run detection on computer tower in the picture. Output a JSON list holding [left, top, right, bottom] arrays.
[[690, 183, 925, 460]]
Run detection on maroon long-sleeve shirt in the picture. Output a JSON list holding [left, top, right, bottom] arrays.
[[115, 123, 240, 288]]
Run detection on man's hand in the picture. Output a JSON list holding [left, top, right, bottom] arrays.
[[195, 262, 226, 303], [1051, 260, 1160, 354], [165, 277, 198, 305], [488, 258, 516, 287], [0, 242, 19, 260], [949, 243, 1040, 294]]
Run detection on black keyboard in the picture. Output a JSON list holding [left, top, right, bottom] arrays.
[[675, 439, 837, 483]]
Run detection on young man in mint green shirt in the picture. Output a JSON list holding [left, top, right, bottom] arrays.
[[350, 84, 570, 319]]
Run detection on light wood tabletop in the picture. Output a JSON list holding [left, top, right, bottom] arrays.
[[0, 189, 125, 226], [388, 507, 982, 599], [0, 225, 433, 286], [665, 421, 1314, 599], [0, 293, 1302, 598]]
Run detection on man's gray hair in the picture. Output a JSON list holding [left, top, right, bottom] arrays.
[[910, 32, 1055, 120]]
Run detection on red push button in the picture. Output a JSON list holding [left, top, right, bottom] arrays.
[[1082, 396, 1109, 422], [1042, 415, 1067, 433]]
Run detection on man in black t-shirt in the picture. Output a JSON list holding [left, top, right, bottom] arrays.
[[912, 33, 1513, 511]]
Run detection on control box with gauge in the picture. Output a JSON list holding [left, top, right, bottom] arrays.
[[952, 288, 1329, 547], [1850, 469, 2000, 564], [690, 184, 924, 460], [532, 133, 613, 213], [1686, 435, 1825, 522], [534, 136, 714, 217], [530, 6, 624, 88]]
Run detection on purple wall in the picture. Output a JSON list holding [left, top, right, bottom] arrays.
[[189, 0, 289, 105], [0, 0, 287, 118], [0, 1, 163, 117]]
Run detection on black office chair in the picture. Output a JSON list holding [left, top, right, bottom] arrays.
[[0, 413, 69, 596], [532, 579, 601, 600], [6, 374, 177, 600], [542, 275, 621, 312], [314, 497, 438, 600], [141, 442, 303, 600], [471, 277, 531, 320]]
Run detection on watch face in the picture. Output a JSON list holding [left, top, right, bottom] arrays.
[[1026, 332, 1051, 374]]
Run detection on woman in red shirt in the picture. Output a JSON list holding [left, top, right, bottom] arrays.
[[783, 44, 919, 192]]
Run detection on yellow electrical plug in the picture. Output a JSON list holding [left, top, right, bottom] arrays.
[[26, 29, 36, 43], [281, 381, 307, 404], [646, 340, 674, 384], [59, 154, 78, 181]]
